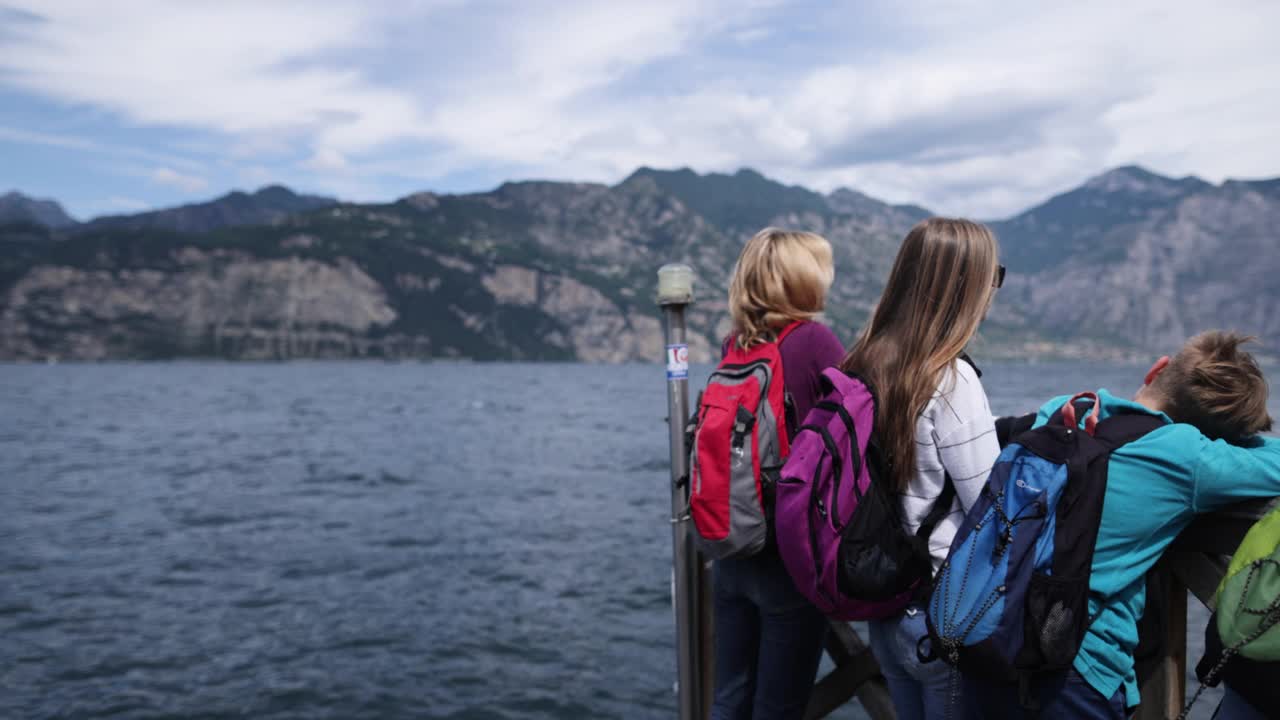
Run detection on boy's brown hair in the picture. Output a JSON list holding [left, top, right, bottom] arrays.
[[1153, 331, 1273, 443]]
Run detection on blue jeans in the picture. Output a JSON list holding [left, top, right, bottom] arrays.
[[868, 604, 955, 720], [711, 550, 828, 720], [961, 669, 1125, 720], [1213, 685, 1268, 720]]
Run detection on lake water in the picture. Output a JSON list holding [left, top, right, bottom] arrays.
[[2, 361, 1275, 719]]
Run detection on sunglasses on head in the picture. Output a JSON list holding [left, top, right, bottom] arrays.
[[994, 264, 1006, 289]]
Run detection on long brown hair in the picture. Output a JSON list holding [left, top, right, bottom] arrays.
[[729, 227, 834, 348], [840, 218, 999, 489]]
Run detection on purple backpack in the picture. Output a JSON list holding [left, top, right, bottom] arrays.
[[776, 368, 952, 621]]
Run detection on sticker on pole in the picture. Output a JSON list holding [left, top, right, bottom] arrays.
[[666, 344, 689, 380]]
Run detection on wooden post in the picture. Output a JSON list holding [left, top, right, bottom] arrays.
[[1171, 553, 1228, 611], [1135, 559, 1188, 720], [805, 621, 897, 720]]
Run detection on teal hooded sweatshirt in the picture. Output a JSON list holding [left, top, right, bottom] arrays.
[[1032, 389, 1280, 707]]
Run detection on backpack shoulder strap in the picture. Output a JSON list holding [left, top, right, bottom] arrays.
[[820, 366, 858, 397], [915, 472, 957, 541], [769, 324, 804, 432], [1092, 413, 1167, 451], [775, 320, 805, 345], [725, 322, 803, 362], [996, 412, 1037, 448]]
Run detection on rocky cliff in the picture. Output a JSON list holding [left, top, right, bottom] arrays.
[[994, 169, 1280, 355], [1, 166, 1276, 362]]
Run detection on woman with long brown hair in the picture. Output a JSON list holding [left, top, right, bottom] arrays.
[[841, 218, 1005, 720]]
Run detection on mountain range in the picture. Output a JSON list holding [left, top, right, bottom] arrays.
[[0, 186, 338, 234], [1, 165, 1276, 362], [0, 191, 78, 229]]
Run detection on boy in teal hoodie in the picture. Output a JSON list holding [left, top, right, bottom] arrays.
[[963, 331, 1279, 719]]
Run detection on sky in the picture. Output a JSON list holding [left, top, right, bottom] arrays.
[[1, 0, 1278, 221]]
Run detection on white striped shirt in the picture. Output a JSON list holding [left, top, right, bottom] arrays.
[[896, 358, 1001, 575]]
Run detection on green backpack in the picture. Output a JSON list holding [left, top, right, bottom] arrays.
[[1215, 503, 1280, 662], [1179, 503, 1280, 719]]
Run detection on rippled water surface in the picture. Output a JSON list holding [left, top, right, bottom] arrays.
[[2, 361, 1272, 719]]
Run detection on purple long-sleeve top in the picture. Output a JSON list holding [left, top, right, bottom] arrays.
[[779, 322, 846, 421]]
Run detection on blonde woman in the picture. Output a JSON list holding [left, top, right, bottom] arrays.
[[839, 218, 1004, 720], [712, 228, 845, 720]]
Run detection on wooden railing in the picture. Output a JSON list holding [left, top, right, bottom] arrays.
[[1133, 497, 1278, 720], [805, 498, 1278, 720], [805, 620, 896, 719]]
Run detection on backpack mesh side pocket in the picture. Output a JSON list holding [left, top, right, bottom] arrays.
[[1023, 571, 1089, 670], [836, 479, 922, 601]]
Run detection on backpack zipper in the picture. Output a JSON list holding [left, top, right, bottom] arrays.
[[808, 454, 831, 602]]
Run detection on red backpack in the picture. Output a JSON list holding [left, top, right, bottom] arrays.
[[688, 322, 799, 559]]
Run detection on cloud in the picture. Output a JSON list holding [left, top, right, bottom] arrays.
[[1, 0, 1278, 216], [0, 124, 204, 170], [105, 195, 150, 211], [304, 147, 348, 171], [0, 2, 431, 153], [149, 167, 207, 193], [0, 0, 745, 203], [239, 165, 275, 186]]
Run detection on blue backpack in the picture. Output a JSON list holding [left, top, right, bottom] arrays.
[[924, 393, 1164, 700]]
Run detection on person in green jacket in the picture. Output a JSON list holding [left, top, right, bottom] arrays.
[[962, 331, 1278, 719]]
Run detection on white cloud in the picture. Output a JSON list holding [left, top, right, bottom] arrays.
[[595, 0, 1280, 215], [0, 124, 204, 170], [0, 1, 428, 151], [105, 195, 150, 211], [732, 27, 771, 44], [149, 167, 207, 193], [1, 0, 1279, 216], [304, 147, 348, 171]]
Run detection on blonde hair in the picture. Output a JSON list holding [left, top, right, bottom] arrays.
[[729, 227, 834, 348], [1153, 331, 1272, 443], [841, 218, 1000, 489]]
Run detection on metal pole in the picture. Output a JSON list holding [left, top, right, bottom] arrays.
[[697, 552, 716, 717], [658, 264, 701, 720]]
